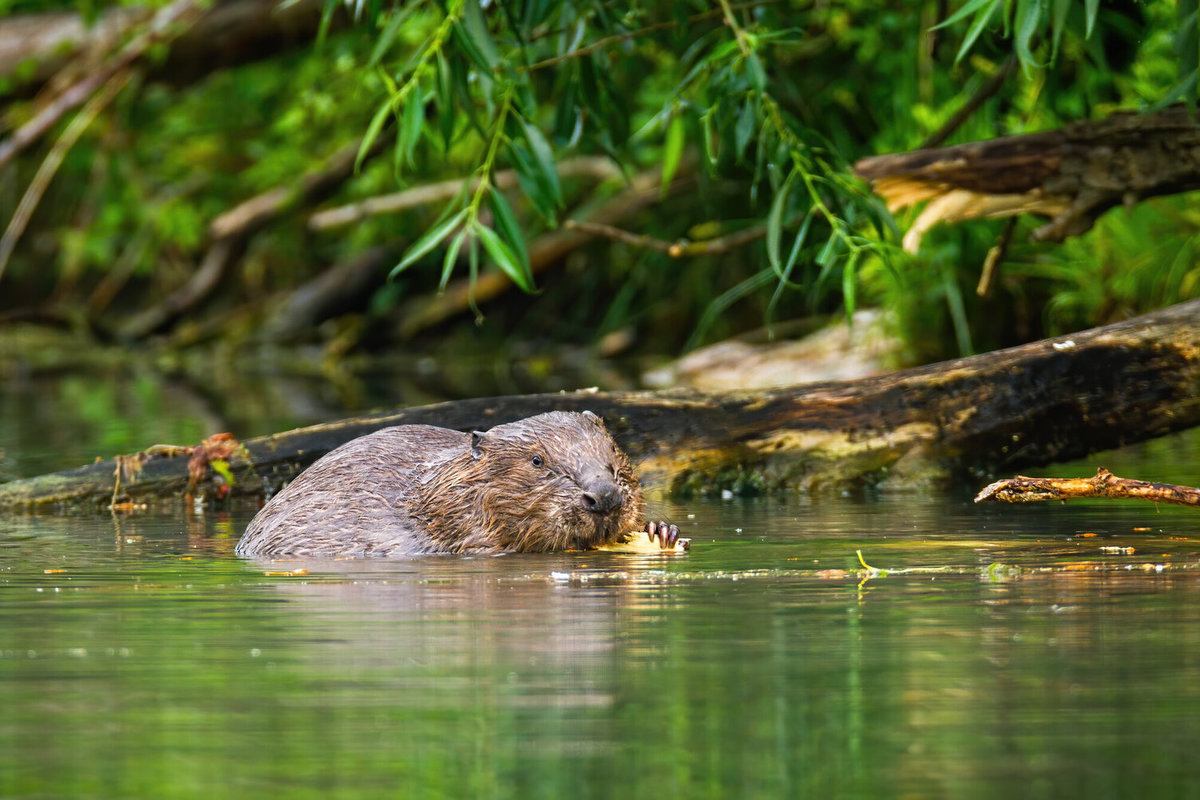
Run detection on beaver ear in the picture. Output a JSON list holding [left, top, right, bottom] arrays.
[[470, 430, 486, 459], [582, 410, 604, 426]]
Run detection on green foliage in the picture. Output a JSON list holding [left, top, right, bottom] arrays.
[[0, 0, 1196, 359]]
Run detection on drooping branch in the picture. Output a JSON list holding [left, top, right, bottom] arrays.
[[975, 468, 1200, 509], [118, 131, 390, 340], [392, 166, 692, 339], [0, 68, 135, 283], [855, 106, 1200, 252], [0, 0, 200, 172], [308, 156, 620, 231], [919, 56, 1016, 150], [3, 298, 1198, 510]]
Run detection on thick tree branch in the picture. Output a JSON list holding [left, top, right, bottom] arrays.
[[855, 106, 1200, 252]]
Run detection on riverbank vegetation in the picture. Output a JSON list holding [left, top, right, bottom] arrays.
[[0, 0, 1196, 374]]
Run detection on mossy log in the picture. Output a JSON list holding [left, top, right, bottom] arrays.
[[2, 299, 1198, 511]]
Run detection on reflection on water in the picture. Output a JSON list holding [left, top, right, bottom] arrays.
[[4, 487, 1200, 798]]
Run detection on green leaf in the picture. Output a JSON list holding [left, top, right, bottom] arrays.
[[521, 119, 562, 207], [766, 172, 793, 276], [1050, 0, 1070, 61], [391, 207, 469, 279], [357, 99, 393, 171], [510, 144, 555, 223], [1084, 0, 1099, 38], [931, 0, 996, 31], [783, 210, 814, 281], [1013, 0, 1043, 73], [210, 459, 235, 487], [745, 53, 767, 92], [941, 260, 974, 355], [488, 187, 530, 276], [954, 1, 1001, 64], [476, 224, 535, 292], [435, 52, 456, 151], [439, 231, 466, 291], [461, 0, 500, 69], [662, 113, 686, 193], [369, 4, 419, 66], [734, 100, 756, 161], [841, 251, 858, 318], [702, 112, 719, 172], [686, 268, 775, 350], [402, 91, 426, 168], [316, 0, 338, 44]]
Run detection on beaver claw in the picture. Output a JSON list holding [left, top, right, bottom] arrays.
[[645, 520, 689, 550]]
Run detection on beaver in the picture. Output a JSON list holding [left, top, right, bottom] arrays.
[[235, 410, 683, 558]]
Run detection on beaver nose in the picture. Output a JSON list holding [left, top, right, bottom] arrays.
[[581, 480, 622, 514]]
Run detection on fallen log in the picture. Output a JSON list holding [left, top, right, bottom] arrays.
[[975, 468, 1200, 509], [854, 106, 1200, 251], [2, 299, 1198, 511]]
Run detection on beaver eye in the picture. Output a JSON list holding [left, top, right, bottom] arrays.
[[531, 455, 544, 468]]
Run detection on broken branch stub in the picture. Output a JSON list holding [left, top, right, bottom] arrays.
[[854, 106, 1200, 252]]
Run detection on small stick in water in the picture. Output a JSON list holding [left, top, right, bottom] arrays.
[[975, 468, 1200, 509]]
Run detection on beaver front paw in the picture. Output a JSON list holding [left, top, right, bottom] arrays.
[[645, 520, 689, 550]]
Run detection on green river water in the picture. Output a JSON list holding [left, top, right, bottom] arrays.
[[2, 369, 1200, 798]]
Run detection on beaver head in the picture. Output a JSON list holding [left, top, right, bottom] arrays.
[[415, 410, 644, 552]]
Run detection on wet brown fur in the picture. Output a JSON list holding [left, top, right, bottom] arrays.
[[236, 411, 644, 558]]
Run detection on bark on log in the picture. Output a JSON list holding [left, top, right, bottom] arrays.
[[854, 106, 1200, 251], [3, 299, 1198, 511]]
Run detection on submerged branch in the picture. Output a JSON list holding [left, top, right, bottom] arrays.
[[975, 468, 1200, 509]]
